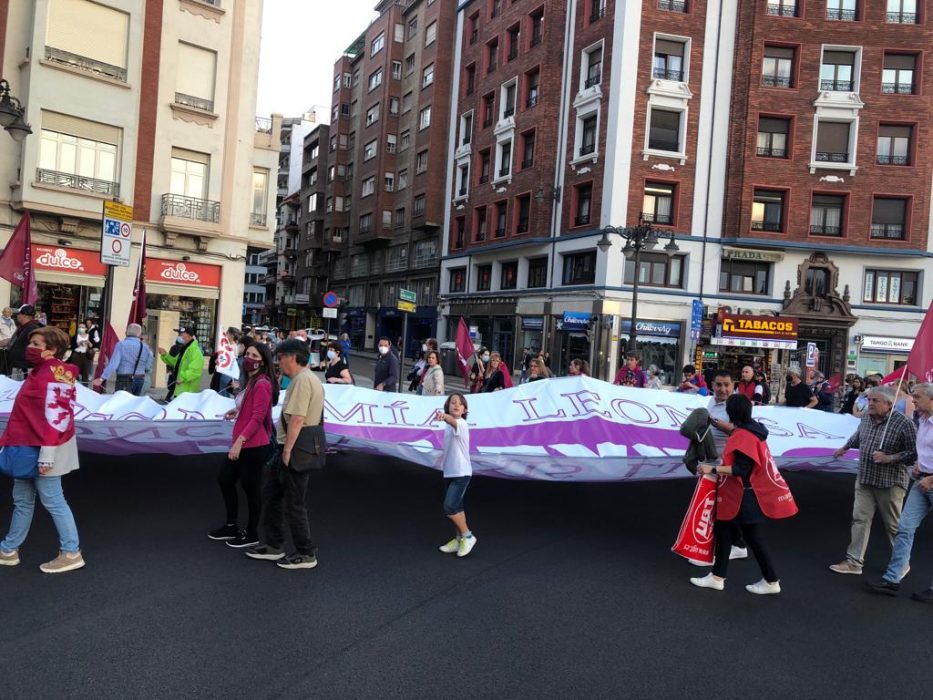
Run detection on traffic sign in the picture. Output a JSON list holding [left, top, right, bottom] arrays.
[[100, 201, 133, 267], [322, 290, 339, 308], [322, 307, 338, 318], [399, 288, 417, 304], [397, 300, 416, 313]]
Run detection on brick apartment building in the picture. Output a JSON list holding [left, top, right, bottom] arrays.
[[436, 0, 933, 382]]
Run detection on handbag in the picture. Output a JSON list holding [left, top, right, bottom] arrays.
[[671, 474, 718, 564], [0, 445, 41, 479]]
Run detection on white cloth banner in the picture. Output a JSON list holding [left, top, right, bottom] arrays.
[[0, 375, 861, 482], [214, 332, 239, 381]]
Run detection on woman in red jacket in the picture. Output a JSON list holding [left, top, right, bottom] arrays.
[[690, 394, 798, 595], [210, 343, 278, 548]]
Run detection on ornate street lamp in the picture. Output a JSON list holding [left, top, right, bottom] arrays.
[[597, 216, 679, 353], [0, 79, 32, 142]]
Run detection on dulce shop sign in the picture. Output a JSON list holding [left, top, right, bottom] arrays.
[[145, 259, 221, 287], [32, 245, 108, 276]]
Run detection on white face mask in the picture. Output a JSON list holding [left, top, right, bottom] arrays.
[[378, 345, 389, 355], [422, 344, 428, 352], [326, 350, 337, 361], [482, 354, 490, 362], [78, 327, 87, 334]]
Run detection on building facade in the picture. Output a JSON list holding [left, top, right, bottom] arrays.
[[0, 0, 279, 353]]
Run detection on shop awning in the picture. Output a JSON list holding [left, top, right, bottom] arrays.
[[710, 337, 797, 351]]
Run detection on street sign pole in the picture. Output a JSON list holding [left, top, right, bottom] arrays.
[[396, 289, 417, 392], [399, 311, 408, 393]]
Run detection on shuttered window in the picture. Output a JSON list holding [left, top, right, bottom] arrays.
[[177, 43, 217, 101], [46, 0, 129, 68]]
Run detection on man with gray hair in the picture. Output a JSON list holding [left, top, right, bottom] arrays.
[[830, 385, 918, 575], [92, 323, 154, 396], [866, 383, 933, 601]]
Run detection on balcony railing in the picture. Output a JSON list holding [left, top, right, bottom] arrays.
[[642, 212, 673, 225], [591, 6, 606, 22], [887, 11, 917, 23], [174, 92, 214, 112], [809, 224, 842, 236], [580, 143, 596, 156], [503, 106, 515, 118], [751, 221, 782, 232], [250, 212, 267, 227], [458, 187, 468, 197], [36, 168, 120, 197], [815, 151, 849, 163], [584, 73, 601, 89], [413, 254, 439, 269], [494, 227, 506, 237], [870, 223, 905, 239], [757, 146, 787, 158], [653, 67, 684, 81], [526, 92, 539, 108], [530, 31, 542, 47], [766, 4, 798, 17], [44, 46, 126, 82], [762, 75, 792, 88], [881, 82, 914, 95], [498, 167, 510, 177], [517, 218, 529, 233], [877, 154, 909, 165], [255, 117, 272, 134], [161, 193, 220, 223], [820, 79, 853, 92], [575, 214, 591, 226], [658, 0, 688, 12], [648, 140, 679, 152], [826, 8, 856, 20]]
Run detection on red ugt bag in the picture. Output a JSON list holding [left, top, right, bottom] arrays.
[[672, 475, 718, 564]]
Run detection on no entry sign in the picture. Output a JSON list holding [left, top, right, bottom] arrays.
[[323, 291, 339, 308]]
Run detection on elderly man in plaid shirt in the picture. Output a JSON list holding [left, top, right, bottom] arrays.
[[829, 385, 917, 576]]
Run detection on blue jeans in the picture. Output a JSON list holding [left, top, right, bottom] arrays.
[[883, 480, 933, 583], [443, 476, 471, 516], [1, 477, 80, 553]]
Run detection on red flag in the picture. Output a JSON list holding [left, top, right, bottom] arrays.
[[906, 300, 933, 383], [672, 475, 718, 564], [455, 317, 474, 381], [128, 230, 147, 325], [92, 323, 121, 390], [0, 212, 38, 305], [880, 366, 907, 385], [826, 372, 844, 393]]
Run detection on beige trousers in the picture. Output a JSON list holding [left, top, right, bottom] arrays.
[[845, 481, 906, 566]]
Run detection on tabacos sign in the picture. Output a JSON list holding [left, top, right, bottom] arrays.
[[719, 313, 798, 341], [145, 258, 221, 287], [32, 245, 108, 276]]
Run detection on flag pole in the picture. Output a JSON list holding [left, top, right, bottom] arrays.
[[878, 365, 909, 450]]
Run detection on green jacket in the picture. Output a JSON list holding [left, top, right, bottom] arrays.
[[161, 340, 205, 395]]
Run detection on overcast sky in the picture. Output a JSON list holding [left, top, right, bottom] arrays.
[[256, 0, 379, 118]]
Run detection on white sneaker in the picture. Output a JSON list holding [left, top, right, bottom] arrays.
[[730, 546, 748, 560], [745, 579, 781, 595], [457, 535, 477, 558], [439, 537, 459, 554], [0, 549, 19, 566], [687, 557, 713, 567], [690, 573, 724, 590]]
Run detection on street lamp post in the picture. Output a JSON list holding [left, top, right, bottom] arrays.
[[597, 216, 680, 353], [0, 79, 32, 142]]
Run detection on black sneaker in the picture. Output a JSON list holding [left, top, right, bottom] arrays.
[[226, 532, 260, 549], [244, 545, 285, 561], [865, 579, 900, 596], [208, 523, 239, 541], [275, 553, 318, 570], [911, 588, 933, 604]]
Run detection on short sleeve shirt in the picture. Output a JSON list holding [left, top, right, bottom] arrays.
[[277, 368, 324, 445], [441, 418, 472, 478]]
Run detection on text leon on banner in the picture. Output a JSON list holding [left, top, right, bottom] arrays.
[[100, 201, 133, 267]]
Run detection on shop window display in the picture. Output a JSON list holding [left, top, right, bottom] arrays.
[[146, 294, 216, 353]]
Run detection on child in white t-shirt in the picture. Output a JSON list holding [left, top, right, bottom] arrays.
[[435, 393, 476, 557]]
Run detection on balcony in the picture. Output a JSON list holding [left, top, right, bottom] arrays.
[[503, 106, 515, 118], [250, 212, 267, 227], [756, 147, 787, 158], [642, 212, 673, 225], [653, 67, 684, 81], [815, 151, 849, 163], [809, 224, 841, 236], [766, 4, 798, 17], [174, 92, 214, 112], [575, 214, 590, 226], [658, 0, 688, 11], [820, 79, 853, 92], [877, 154, 909, 165], [44, 46, 126, 82], [870, 224, 905, 239], [762, 75, 792, 88], [255, 117, 272, 134], [751, 221, 782, 232], [881, 82, 914, 95], [887, 11, 917, 23], [161, 194, 219, 223], [35, 168, 119, 198], [827, 8, 856, 20], [413, 253, 439, 269]]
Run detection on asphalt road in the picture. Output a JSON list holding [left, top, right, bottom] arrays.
[[0, 453, 930, 699]]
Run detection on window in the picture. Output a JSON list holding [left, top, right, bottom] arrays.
[[371, 32, 385, 55], [392, 61, 402, 80], [757, 117, 790, 157], [528, 257, 548, 288], [526, 68, 540, 107], [352, 70, 360, 86], [477, 264, 492, 291], [864, 269, 919, 304], [450, 268, 467, 293], [501, 261, 518, 290], [877, 124, 912, 165], [465, 64, 476, 95], [814, 121, 852, 163], [882, 53, 917, 94], [416, 150, 429, 173], [521, 130, 535, 168], [251, 170, 268, 222], [659, 0, 689, 12], [507, 24, 521, 61], [389, 97, 400, 116], [402, 92, 413, 113], [475, 207, 488, 241], [810, 194, 845, 236], [491, 0, 502, 18], [176, 43, 217, 109], [502, 82, 517, 118], [483, 93, 496, 127], [871, 197, 908, 239], [419, 106, 432, 130], [497, 141, 512, 178], [719, 260, 771, 295], [360, 213, 373, 233], [425, 21, 437, 46], [414, 194, 426, 217], [460, 112, 474, 146], [590, 0, 607, 22], [820, 50, 856, 92], [827, 0, 858, 21], [400, 130, 411, 150], [365, 103, 380, 126], [653, 39, 685, 81], [469, 14, 480, 45], [762, 45, 795, 87], [368, 68, 383, 91], [408, 17, 418, 38], [574, 183, 593, 226], [647, 109, 682, 153], [487, 38, 499, 74], [584, 46, 603, 88], [405, 54, 416, 75], [887, 0, 919, 23], [38, 121, 120, 193], [384, 172, 395, 192], [453, 218, 466, 248], [395, 23, 405, 42], [398, 169, 409, 190], [479, 150, 491, 183], [45, 0, 129, 80], [457, 164, 470, 197], [495, 201, 508, 237], [580, 116, 597, 157], [643, 183, 675, 225], [766, 0, 798, 17], [530, 8, 544, 46], [363, 140, 377, 160], [563, 251, 597, 285], [751, 190, 785, 232], [422, 63, 435, 88], [516, 194, 531, 233], [624, 253, 684, 288], [170, 149, 209, 199]]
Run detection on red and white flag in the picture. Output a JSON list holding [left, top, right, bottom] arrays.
[[455, 317, 474, 382], [214, 327, 240, 381], [0, 212, 38, 305]]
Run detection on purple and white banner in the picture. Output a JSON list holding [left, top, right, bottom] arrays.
[[0, 376, 860, 481]]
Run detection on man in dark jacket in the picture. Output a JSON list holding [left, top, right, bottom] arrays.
[[6, 304, 42, 372], [373, 336, 399, 392]]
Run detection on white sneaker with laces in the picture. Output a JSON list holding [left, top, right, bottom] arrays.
[[730, 546, 748, 560], [439, 537, 459, 554], [690, 573, 724, 591], [745, 579, 781, 595], [457, 535, 477, 558]]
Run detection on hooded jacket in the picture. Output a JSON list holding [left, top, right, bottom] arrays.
[[679, 408, 719, 474]]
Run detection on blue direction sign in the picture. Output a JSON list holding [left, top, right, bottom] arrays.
[[322, 291, 339, 308], [690, 299, 704, 340]]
